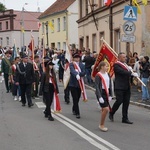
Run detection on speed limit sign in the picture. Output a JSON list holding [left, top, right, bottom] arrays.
[[123, 21, 136, 35]]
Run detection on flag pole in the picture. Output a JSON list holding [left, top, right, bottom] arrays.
[[42, 34, 45, 72], [31, 33, 36, 91], [100, 37, 118, 56]]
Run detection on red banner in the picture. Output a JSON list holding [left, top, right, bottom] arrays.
[[91, 42, 118, 78]]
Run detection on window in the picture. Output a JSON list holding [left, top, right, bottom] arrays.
[[63, 42, 66, 50], [114, 29, 121, 53], [0, 22, 2, 30], [57, 42, 61, 50], [0, 38, 3, 46], [42, 22, 44, 34], [86, 36, 89, 49], [57, 18, 60, 32], [92, 0, 97, 10], [6, 21, 8, 30], [98, 0, 103, 7], [6, 37, 9, 46], [101, 0, 106, 7], [51, 19, 54, 32], [63, 17, 66, 31], [99, 31, 105, 46], [85, 0, 88, 15], [92, 34, 97, 52], [79, 37, 84, 50]]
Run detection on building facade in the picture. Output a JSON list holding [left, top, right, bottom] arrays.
[[0, 9, 41, 49], [77, 0, 150, 56], [38, 0, 78, 50]]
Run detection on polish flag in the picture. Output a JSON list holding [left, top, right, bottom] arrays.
[[104, 0, 112, 6]]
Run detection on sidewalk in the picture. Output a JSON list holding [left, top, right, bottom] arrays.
[[85, 83, 150, 110]]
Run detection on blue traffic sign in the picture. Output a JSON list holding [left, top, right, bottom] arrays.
[[123, 6, 137, 21]]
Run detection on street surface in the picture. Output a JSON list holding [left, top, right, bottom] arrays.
[[0, 82, 150, 150]]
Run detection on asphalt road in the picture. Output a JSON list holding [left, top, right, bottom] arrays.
[[0, 82, 150, 150]]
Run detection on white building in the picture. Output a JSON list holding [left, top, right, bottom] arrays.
[[38, 0, 79, 50], [0, 9, 41, 49]]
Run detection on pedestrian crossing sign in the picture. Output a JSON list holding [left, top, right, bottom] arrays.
[[123, 6, 137, 21]]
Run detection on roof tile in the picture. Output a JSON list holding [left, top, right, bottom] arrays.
[[39, 0, 75, 18]]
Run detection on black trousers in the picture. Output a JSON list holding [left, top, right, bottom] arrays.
[[32, 81, 39, 97], [20, 84, 32, 105], [44, 83, 54, 116], [70, 87, 81, 115], [64, 85, 70, 102], [4, 73, 9, 92], [111, 89, 131, 120]]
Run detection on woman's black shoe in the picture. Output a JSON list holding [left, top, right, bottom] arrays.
[[45, 114, 49, 118], [72, 111, 76, 115], [76, 115, 80, 119], [48, 116, 54, 121]]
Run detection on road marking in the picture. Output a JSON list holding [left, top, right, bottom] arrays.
[[54, 111, 120, 150], [53, 114, 109, 150], [35, 102, 46, 108], [36, 102, 120, 150]]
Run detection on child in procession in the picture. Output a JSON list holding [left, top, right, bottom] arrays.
[[39, 59, 59, 121], [95, 61, 112, 132]]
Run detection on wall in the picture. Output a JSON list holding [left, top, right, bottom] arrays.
[[68, 0, 79, 48]]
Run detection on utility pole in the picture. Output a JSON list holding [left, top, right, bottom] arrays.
[[45, 21, 49, 47], [21, 3, 28, 47]]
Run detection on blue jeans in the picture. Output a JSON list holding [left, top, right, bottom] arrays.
[[142, 78, 149, 100], [85, 68, 92, 84], [13, 83, 21, 96]]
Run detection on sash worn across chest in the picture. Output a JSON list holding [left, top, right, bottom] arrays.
[[73, 62, 87, 101], [115, 61, 129, 71]]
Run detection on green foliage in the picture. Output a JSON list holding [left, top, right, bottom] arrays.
[[0, 3, 6, 12]]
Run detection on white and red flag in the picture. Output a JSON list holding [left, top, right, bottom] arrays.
[[28, 33, 35, 61], [91, 39, 118, 78], [104, 0, 112, 6], [63, 40, 72, 89], [51, 77, 61, 112]]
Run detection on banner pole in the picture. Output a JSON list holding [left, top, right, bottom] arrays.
[[100, 37, 118, 56]]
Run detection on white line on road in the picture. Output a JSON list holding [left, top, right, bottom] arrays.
[[53, 111, 120, 150], [36, 102, 120, 150], [35, 102, 46, 108], [53, 114, 109, 150]]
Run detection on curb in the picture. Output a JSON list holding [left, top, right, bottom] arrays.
[[85, 84, 150, 110]]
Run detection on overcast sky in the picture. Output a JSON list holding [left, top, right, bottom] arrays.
[[0, 0, 56, 12]]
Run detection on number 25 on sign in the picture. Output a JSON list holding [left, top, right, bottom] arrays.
[[123, 21, 136, 35]]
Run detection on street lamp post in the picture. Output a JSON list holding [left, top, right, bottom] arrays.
[[21, 3, 28, 48], [45, 21, 49, 47]]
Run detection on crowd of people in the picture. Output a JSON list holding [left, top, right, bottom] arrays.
[[0, 46, 150, 132]]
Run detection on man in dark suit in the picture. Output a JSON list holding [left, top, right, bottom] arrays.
[[1, 51, 11, 93], [109, 52, 136, 124], [16, 54, 35, 107]]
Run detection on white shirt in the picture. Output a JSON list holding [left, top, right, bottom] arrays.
[[52, 59, 59, 71], [23, 62, 27, 67], [101, 72, 109, 90]]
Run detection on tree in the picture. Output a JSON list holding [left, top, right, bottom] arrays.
[[0, 3, 6, 12]]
